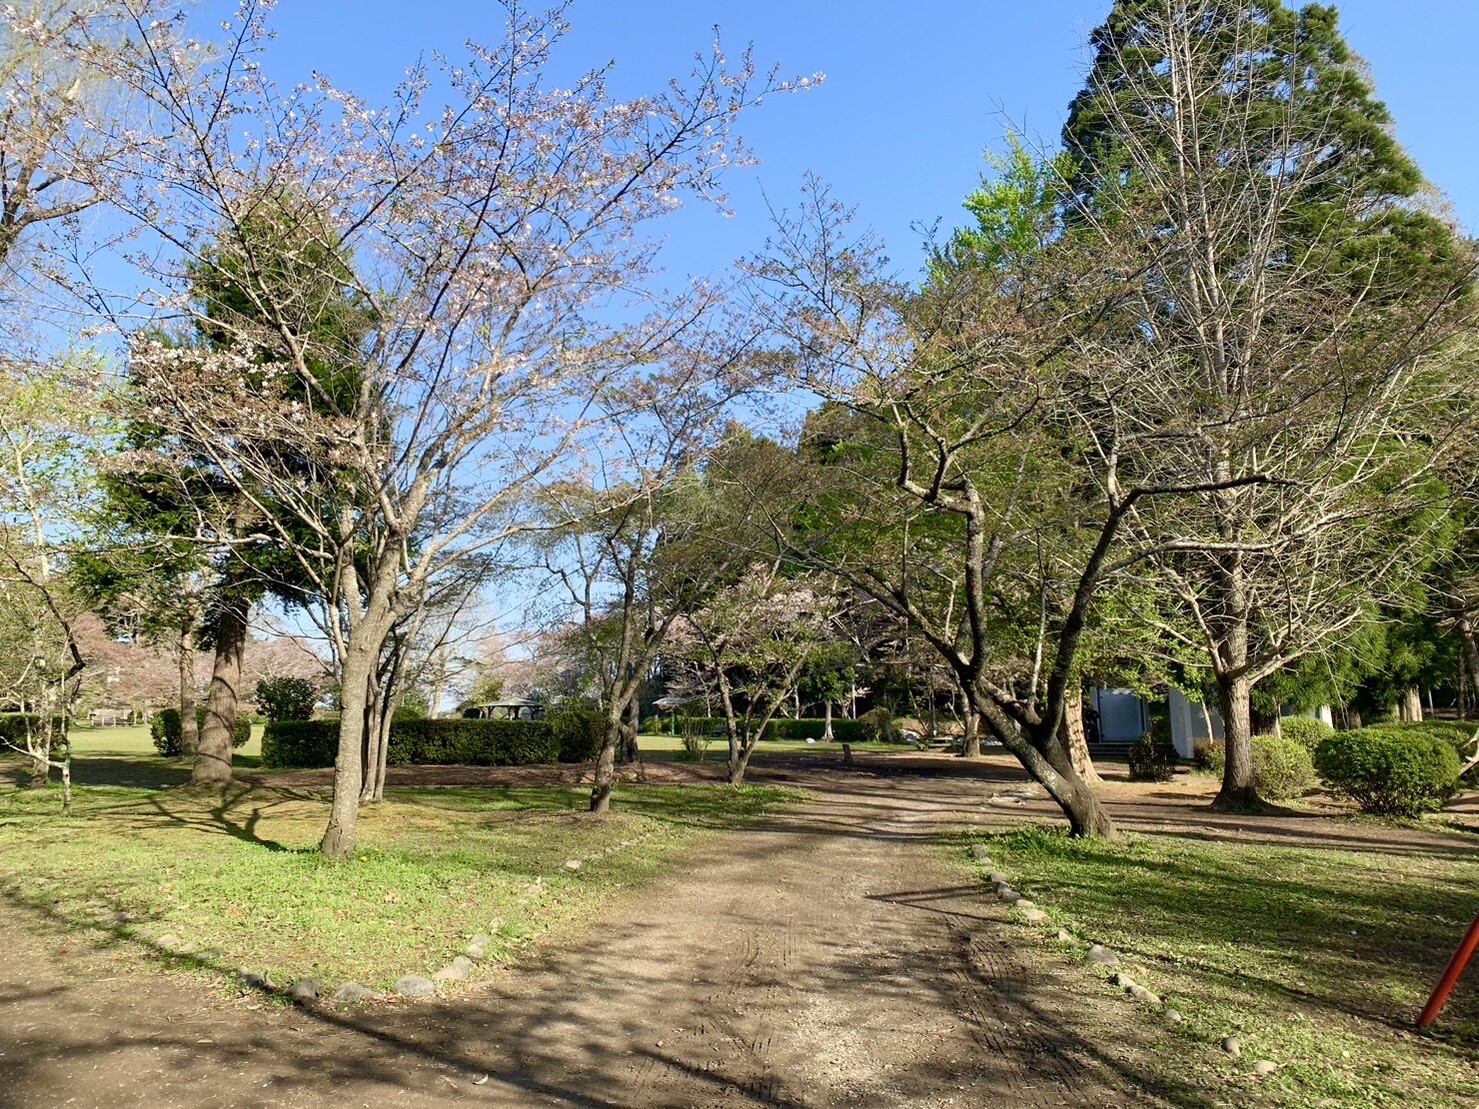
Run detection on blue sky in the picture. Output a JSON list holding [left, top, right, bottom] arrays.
[[263, 1, 1479, 284]]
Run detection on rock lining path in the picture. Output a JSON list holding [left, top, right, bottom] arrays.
[[0, 768, 1173, 1108]]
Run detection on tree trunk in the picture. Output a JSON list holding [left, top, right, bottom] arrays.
[[959, 702, 981, 758], [1400, 686, 1424, 724], [28, 704, 52, 789], [589, 709, 623, 815], [1213, 672, 1259, 810], [178, 624, 199, 757], [320, 638, 377, 859], [1459, 616, 1479, 721], [621, 694, 640, 763], [1060, 686, 1101, 786], [192, 588, 247, 788], [823, 700, 834, 741]]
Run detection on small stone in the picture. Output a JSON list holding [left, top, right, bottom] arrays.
[[999, 888, 1022, 905], [238, 971, 271, 990], [1021, 908, 1049, 924], [563, 859, 582, 871], [1111, 972, 1137, 989], [1128, 984, 1161, 1005], [289, 978, 322, 1002], [988, 872, 1009, 886], [1087, 944, 1120, 967], [470, 933, 492, 948], [331, 982, 372, 1005], [1056, 929, 1075, 944], [1221, 1036, 1242, 1059], [1252, 1060, 1277, 1076], [434, 956, 473, 983], [1164, 1008, 1185, 1023], [467, 944, 486, 961], [1014, 899, 1036, 911], [106, 911, 134, 926], [969, 844, 992, 860], [157, 933, 183, 952], [487, 917, 502, 933], [394, 975, 436, 998]]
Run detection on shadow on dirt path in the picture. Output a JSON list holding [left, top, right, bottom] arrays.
[[0, 765, 1213, 1108]]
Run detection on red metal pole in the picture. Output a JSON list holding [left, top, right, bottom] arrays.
[[1419, 914, 1479, 1029]]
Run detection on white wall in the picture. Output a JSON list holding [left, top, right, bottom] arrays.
[[1168, 688, 1223, 759]]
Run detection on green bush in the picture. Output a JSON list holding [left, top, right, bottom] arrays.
[[1314, 728, 1462, 817], [151, 707, 250, 756], [1251, 734, 1317, 800], [546, 707, 605, 763], [757, 717, 866, 742], [0, 713, 65, 749], [1127, 733, 1179, 782], [1192, 739, 1225, 774], [857, 706, 895, 743], [1278, 715, 1335, 752], [387, 718, 560, 768], [260, 720, 339, 769], [255, 677, 318, 723]]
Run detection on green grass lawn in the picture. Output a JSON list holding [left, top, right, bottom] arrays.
[[970, 826, 1479, 1107], [0, 768, 803, 994], [68, 722, 263, 761]]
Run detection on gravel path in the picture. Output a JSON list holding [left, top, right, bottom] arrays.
[[0, 768, 1171, 1108]]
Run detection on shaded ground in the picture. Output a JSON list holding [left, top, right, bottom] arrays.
[[3, 747, 1474, 1108], [0, 761, 1186, 1109]]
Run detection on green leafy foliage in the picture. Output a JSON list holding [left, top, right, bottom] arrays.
[[1314, 728, 1462, 817], [545, 707, 605, 764], [254, 677, 318, 723], [1127, 733, 1178, 781], [150, 708, 249, 756], [856, 707, 895, 743], [1277, 715, 1335, 753], [1193, 739, 1225, 774], [261, 718, 579, 769], [1250, 735, 1317, 800]]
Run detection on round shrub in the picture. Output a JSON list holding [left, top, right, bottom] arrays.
[[254, 677, 318, 723], [1192, 739, 1225, 774], [857, 706, 895, 743], [1314, 729, 1461, 817], [1127, 733, 1179, 782], [1250, 734, 1317, 800], [1278, 715, 1334, 753]]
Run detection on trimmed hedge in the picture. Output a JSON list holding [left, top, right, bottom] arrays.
[[1128, 732, 1179, 782], [0, 713, 65, 748], [1250, 734, 1317, 800], [261, 720, 339, 769], [1314, 728, 1461, 817], [151, 707, 250, 756], [261, 715, 603, 770], [642, 715, 867, 742]]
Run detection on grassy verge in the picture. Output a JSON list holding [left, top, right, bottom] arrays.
[[0, 772, 803, 994], [968, 826, 1479, 1107]]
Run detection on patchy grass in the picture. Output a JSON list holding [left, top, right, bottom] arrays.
[[636, 733, 922, 757], [0, 773, 803, 995], [968, 826, 1479, 1107]]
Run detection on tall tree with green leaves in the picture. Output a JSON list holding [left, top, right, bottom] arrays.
[[1059, 0, 1476, 807]]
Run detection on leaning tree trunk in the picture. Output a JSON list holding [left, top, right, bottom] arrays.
[[589, 707, 624, 815], [192, 587, 248, 788], [178, 625, 199, 758], [977, 694, 1116, 838], [1060, 686, 1101, 786], [1214, 672, 1259, 810]]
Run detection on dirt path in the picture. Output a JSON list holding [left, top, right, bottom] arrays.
[[0, 769, 1180, 1108]]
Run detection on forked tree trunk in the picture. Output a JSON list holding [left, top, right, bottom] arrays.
[[192, 589, 248, 788], [1214, 672, 1259, 810], [979, 694, 1116, 838], [1060, 686, 1101, 786], [178, 624, 199, 757]]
